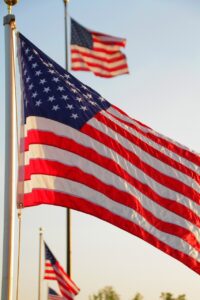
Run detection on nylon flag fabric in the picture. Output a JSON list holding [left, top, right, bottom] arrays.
[[44, 243, 80, 299], [71, 18, 129, 78], [17, 32, 200, 275], [48, 287, 64, 300]]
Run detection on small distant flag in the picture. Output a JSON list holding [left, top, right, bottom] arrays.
[[44, 243, 57, 280], [44, 243, 80, 299], [48, 287, 64, 300], [71, 18, 129, 78]]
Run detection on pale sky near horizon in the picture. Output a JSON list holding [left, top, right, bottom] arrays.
[[1, 1, 200, 299]]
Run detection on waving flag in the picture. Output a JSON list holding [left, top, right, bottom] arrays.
[[48, 287, 64, 300], [44, 243, 80, 299], [18, 32, 200, 276], [71, 18, 129, 78]]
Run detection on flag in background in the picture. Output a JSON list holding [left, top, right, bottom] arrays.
[[17, 33, 200, 276], [71, 18, 129, 78], [48, 287, 64, 300], [44, 243, 80, 299], [44, 242, 57, 280]]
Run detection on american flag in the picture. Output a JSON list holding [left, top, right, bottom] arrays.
[[18, 33, 200, 275], [48, 287, 64, 300], [44, 243, 80, 300], [71, 18, 129, 78], [44, 242, 57, 280]]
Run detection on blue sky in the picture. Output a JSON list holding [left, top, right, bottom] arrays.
[[1, 1, 200, 299]]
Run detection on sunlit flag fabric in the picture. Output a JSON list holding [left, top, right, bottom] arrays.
[[48, 287, 64, 300], [71, 18, 129, 78], [44, 243, 80, 299], [17, 32, 200, 276]]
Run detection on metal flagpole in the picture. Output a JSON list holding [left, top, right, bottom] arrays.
[[38, 227, 43, 300], [63, 0, 72, 277], [1, 1, 18, 300]]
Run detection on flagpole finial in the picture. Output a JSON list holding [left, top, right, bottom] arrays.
[[63, 0, 69, 4], [4, 0, 19, 14]]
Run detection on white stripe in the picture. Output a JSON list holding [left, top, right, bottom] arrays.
[[108, 106, 200, 173], [71, 52, 126, 68], [93, 41, 123, 52], [23, 174, 200, 262], [24, 143, 200, 243], [72, 60, 128, 76], [71, 45, 124, 60], [99, 110, 200, 194], [23, 117, 200, 217]]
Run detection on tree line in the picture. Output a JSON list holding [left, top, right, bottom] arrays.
[[89, 286, 186, 300]]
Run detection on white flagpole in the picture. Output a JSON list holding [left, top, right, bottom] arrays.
[[63, 0, 72, 277], [1, 2, 18, 299]]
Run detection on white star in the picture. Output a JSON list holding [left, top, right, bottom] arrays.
[[71, 113, 78, 119], [32, 63, 38, 69], [66, 81, 73, 86], [99, 96, 105, 102], [86, 93, 92, 99], [26, 76, 31, 83], [76, 97, 83, 102], [44, 87, 51, 93], [25, 48, 30, 54], [35, 70, 42, 76], [52, 77, 59, 83], [89, 101, 97, 106], [62, 95, 69, 101], [32, 92, 38, 98], [64, 74, 70, 79], [52, 105, 60, 111], [48, 69, 55, 74], [28, 55, 33, 61], [40, 79, 46, 85], [35, 100, 42, 106], [81, 84, 88, 90], [28, 83, 34, 90], [48, 96, 55, 102], [71, 88, 78, 94], [66, 104, 74, 110], [80, 106, 87, 111], [24, 69, 28, 76], [57, 86, 64, 92]]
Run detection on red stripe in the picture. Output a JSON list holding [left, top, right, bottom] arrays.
[[71, 49, 126, 63], [84, 114, 200, 203], [92, 36, 125, 47], [23, 189, 200, 276], [71, 67, 126, 78], [110, 106, 200, 166], [24, 158, 200, 252], [24, 130, 200, 227], [71, 57, 128, 73], [105, 110, 200, 185]]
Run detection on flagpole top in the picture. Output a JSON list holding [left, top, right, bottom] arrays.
[[63, 0, 69, 5], [39, 227, 43, 235], [4, 0, 19, 14]]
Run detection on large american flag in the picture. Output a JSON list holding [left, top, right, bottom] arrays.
[[48, 287, 65, 300], [71, 18, 129, 78], [44, 243, 80, 300], [18, 33, 200, 275]]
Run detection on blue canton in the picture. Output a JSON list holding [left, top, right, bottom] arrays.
[[45, 243, 56, 265], [71, 18, 93, 49], [18, 33, 110, 130]]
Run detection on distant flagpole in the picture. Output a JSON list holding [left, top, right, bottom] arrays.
[[1, 1, 18, 300], [63, 0, 72, 277], [38, 227, 43, 300]]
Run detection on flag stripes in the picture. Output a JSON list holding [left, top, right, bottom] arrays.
[[22, 107, 200, 274], [44, 260, 57, 280], [71, 19, 129, 78]]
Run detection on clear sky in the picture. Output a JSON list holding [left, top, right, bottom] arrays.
[[1, 0, 200, 299]]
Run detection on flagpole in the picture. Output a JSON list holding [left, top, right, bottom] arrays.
[[1, 1, 18, 300], [63, 0, 71, 277], [38, 227, 43, 300]]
